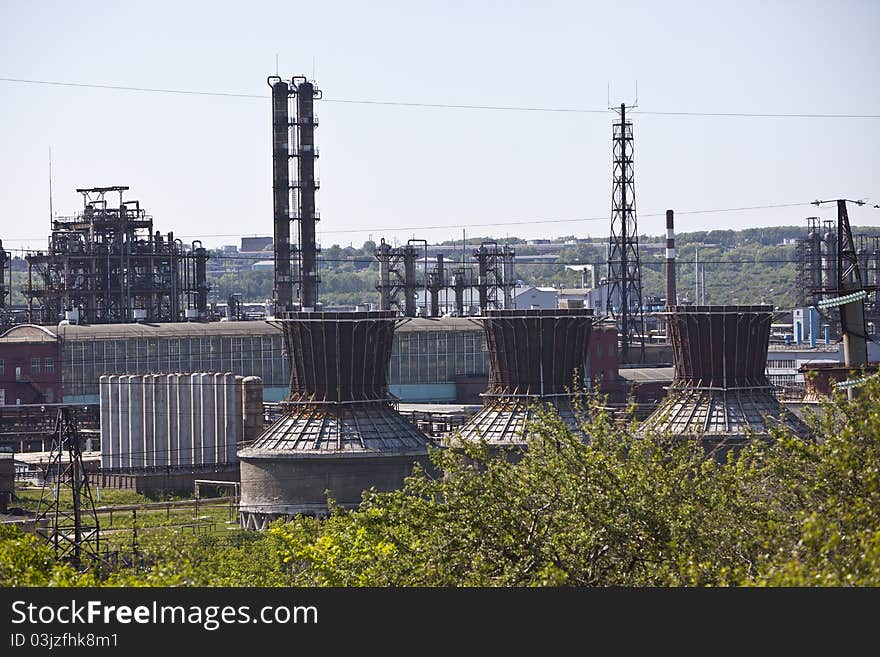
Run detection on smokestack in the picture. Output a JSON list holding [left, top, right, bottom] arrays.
[[665, 209, 676, 307], [294, 78, 320, 310], [269, 77, 293, 314]]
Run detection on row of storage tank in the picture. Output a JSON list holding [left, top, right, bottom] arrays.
[[98, 373, 264, 470]]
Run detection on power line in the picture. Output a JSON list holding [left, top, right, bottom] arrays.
[[0, 202, 820, 243], [3, 77, 880, 119]]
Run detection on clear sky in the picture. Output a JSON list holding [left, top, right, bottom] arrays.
[[1, 0, 878, 251]]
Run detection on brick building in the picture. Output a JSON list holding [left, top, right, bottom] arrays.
[[0, 324, 63, 405]]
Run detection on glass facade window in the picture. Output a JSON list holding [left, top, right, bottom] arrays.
[[31, 357, 40, 373], [0, 359, 4, 374], [44, 357, 54, 373], [59, 326, 488, 399]]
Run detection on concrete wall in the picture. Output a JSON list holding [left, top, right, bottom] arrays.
[[93, 464, 238, 495], [239, 453, 431, 526]]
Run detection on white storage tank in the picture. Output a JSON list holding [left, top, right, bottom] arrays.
[[202, 372, 217, 464], [117, 375, 131, 469], [154, 374, 169, 466], [178, 373, 193, 466], [128, 374, 144, 469]]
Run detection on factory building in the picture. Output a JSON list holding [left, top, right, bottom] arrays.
[[18, 318, 619, 406], [0, 324, 62, 405]]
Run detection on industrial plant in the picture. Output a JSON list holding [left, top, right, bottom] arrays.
[[1, 70, 876, 556], [24, 185, 210, 325]]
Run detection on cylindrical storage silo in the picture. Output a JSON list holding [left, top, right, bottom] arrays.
[[178, 373, 192, 466], [202, 372, 216, 465], [99, 375, 112, 470], [230, 375, 245, 463], [238, 312, 430, 529], [166, 374, 179, 467], [142, 374, 155, 468], [128, 374, 144, 469], [117, 375, 130, 469], [190, 373, 203, 466], [241, 376, 264, 445], [219, 372, 235, 463], [455, 309, 594, 451], [154, 374, 169, 467], [213, 373, 227, 465]]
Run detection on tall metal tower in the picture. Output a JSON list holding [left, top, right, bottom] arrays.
[[35, 407, 100, 567], [269, 76, 294, 314], [268, 75, 322, 314], [606, 103, 645, 363], [292, 77, 322, 310]]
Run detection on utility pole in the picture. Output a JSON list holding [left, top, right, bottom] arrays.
[[606, 103, 646, 363], [35, 407, 100, 567], [813, 199, 872, 399]]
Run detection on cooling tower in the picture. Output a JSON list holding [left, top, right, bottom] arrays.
[[641, 305, 810, 453], [237, 311, 430, 529], [455, 309, 593, 450]]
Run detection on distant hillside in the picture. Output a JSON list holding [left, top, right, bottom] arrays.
[[201, 225, 880, 310]]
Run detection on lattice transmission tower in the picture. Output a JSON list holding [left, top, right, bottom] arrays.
[[606, 103, 645, 363], [35, 407, 100, 567]]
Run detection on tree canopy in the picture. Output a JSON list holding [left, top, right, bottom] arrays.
[[2, 380, 879, 586]]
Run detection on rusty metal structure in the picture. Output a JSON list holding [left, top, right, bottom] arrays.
[[268, 75, 322, 314], [455, 309, 593, 449], [376, 239, 516, 317], [376, 239, 421, 316], [641, 305, 809, 451], [24, 187, 209, 325], [237, 311, 430, 529], [606, 103, 646, 363], [796, 212, 879, 340]]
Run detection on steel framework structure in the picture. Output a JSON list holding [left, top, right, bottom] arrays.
[[34, 407, 100, 566], [24, 187, 208, 324], [606, 104, 645, 363]]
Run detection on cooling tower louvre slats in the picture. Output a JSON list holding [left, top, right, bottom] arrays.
[[643, 306, 810, 445], [668, 305, 772, 389], [457, 309, 593, 447], [245, 311, 430, 455]]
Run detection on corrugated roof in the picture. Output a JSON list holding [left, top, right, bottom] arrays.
[[0, 324, 59, 342], [51, 315, 483, 341]]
